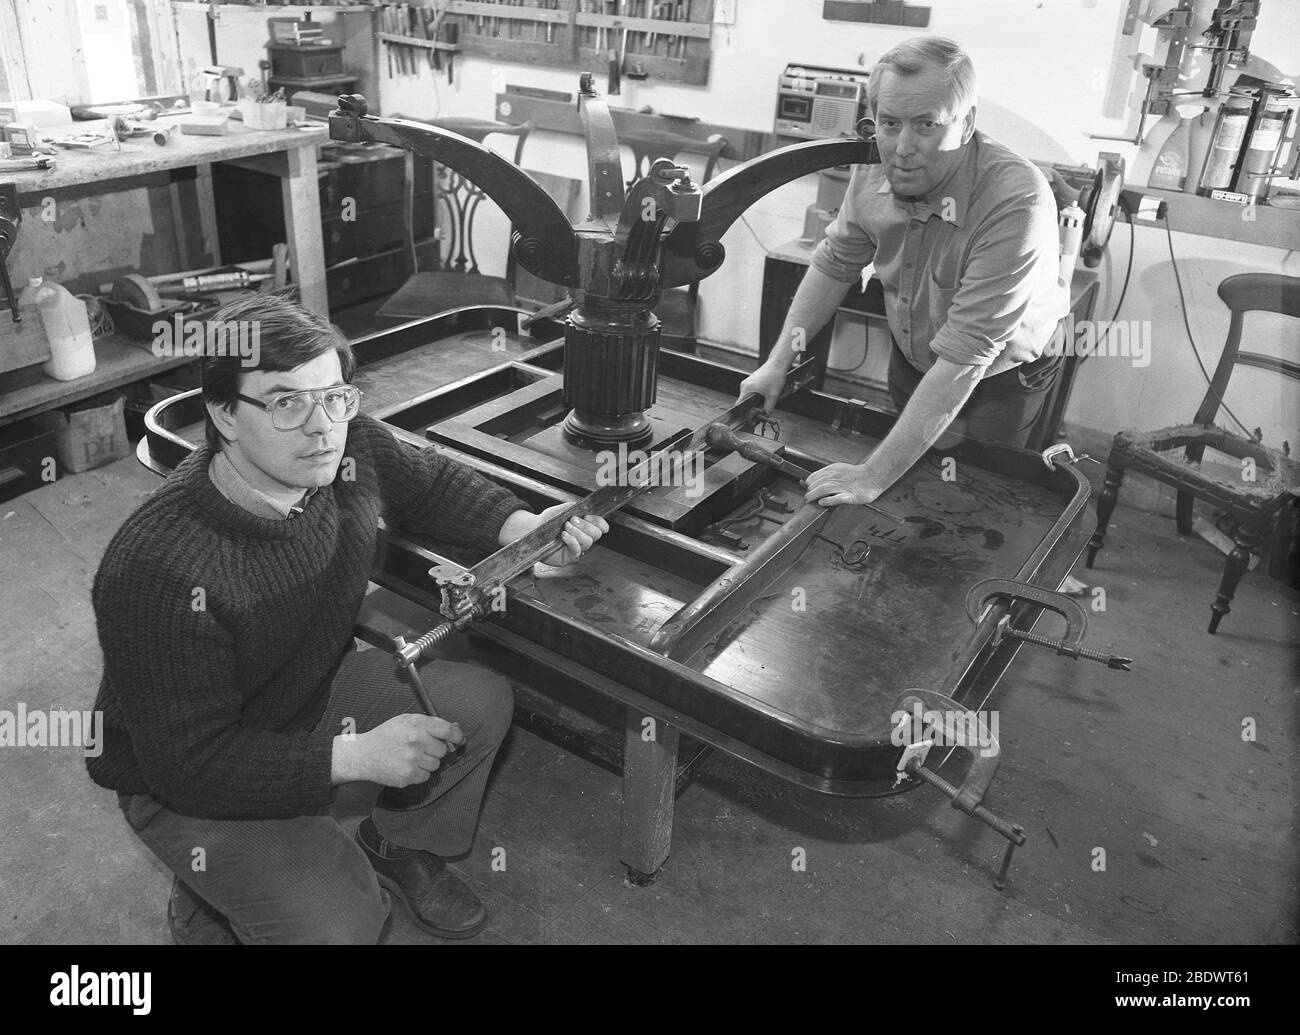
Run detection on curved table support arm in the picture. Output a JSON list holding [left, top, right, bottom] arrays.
[[579, 93, 627, 223], [329, 95, 580, 288], [660, 137, 879, 290]]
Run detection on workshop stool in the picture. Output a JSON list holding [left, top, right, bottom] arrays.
[[1085, 273, 1300, 633], [374, 119, 532, 328], [619, 128, 728, 353]]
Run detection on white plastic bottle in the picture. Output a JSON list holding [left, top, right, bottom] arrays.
[[15, 277, 51, 356], [36, 280, 96, 380]]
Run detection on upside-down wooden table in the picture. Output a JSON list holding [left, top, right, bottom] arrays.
[[138, 85, 1131, 889]]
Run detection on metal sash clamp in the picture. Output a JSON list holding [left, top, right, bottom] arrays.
[[892, 538, 1135, 887], [965, 578, 1133, 671], [394, 563, 482, 675], [892, 688, 1025, 891], [380, 566, 480, 811]]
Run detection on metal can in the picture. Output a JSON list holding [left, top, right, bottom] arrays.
[[1196, 95, 1252, 195]]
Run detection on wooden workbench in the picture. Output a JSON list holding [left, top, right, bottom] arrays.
[[0, 334, 193, 430], [1, 117, 330, 314]]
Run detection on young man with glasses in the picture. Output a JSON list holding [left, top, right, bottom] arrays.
[[88, 293, 607, 944], [741, 35, 1070, 509]]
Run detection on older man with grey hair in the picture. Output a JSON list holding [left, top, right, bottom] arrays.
[[742, 35, 1069, 508]]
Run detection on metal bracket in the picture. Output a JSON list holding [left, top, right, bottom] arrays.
[[1041, 442, 1099, 470], [429, 562, 477, 621], [752, 410, 781, 440]]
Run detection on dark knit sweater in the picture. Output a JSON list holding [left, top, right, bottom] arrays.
[[86, 414, 525, 819]]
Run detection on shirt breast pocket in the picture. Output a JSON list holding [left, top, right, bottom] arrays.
[[926, 269, 960, 330]]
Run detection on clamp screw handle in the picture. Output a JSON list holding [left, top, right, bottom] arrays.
[[994, 824, 1025, 891], [1004, 623, 1133, 670]]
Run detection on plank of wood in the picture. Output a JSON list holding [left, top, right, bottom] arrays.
[[279, 145, 328, 315], [194, 164, 222, 267]]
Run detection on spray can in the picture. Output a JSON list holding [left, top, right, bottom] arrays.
[[1058, 202, 1084, 285], [1196, 95, 1252, 195], [1235, 96, 1291, 201]]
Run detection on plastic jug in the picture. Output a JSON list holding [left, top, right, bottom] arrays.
[[15, 277, 51, 354], [36, 279, 96, 380]]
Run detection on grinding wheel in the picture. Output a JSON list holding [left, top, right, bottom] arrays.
[[112, 273, 164, 312], [1079, 154, 1125, 268]]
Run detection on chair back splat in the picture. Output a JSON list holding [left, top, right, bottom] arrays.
[[373, 118, 532, 329]]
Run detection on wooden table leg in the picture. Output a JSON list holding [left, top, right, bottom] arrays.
[[195, 163, 222, 267], [280, 143, 328, 316], [620, 709, 680, 885]]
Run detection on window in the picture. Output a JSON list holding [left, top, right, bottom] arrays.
[[1, 0, 180, 105]]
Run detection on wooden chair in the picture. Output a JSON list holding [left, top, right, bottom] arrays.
[[374, 119, 532, 328], [619, 128, 728, 353], [1085, 273, 1300, 633]]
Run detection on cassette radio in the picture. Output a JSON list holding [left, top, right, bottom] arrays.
[[774, 63, 872, 140]]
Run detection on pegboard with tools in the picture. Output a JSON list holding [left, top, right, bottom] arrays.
[[441, 0, 715, 87], [378, 3, 464, 83], [575, 0, 714, 88]]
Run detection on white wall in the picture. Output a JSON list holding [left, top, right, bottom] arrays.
[[171, 0, 1300, 447]]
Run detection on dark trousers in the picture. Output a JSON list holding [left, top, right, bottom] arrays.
[[117, 648, 513, 944], [887, 343, 1060, 448]]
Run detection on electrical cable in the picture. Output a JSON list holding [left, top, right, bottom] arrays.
[[78, 293, 114, 338], [1108, 204, 1135, 324], [737, 211, 772, 253], [1162, 212, 1253, 437]]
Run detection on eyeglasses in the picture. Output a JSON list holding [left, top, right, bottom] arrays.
[[235, 385, 363, 431]]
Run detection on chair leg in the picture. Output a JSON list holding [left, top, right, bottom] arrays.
[[1086, 460, 1126, 568], [1175, 491, 1195, 536], [1208, 525, 1261, 634]]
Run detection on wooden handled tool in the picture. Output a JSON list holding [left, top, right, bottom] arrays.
[[705, 423, 906, 523]]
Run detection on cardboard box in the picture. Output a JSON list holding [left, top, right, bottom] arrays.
[[43, 393, 130, 474]]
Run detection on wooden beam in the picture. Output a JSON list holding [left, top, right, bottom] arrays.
[[494, 92, 780, 164], [279, 143, 327, 314]]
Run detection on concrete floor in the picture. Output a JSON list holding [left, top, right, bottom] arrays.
[[1, 449, 1296, 945]]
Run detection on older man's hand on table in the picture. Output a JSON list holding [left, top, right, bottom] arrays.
[[804, 461, 889, 508]]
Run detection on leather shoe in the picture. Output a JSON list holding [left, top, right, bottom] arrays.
[[355, 817, 486, 939], [167, 878, 239, 946]]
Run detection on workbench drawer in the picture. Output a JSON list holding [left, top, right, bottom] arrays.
[[317, 153, 434, 212], [322, 201, 433, 266]]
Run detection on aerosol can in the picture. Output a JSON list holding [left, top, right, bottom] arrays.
[[1058, 202, 1084, 285]]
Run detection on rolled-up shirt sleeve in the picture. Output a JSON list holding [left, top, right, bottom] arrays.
[[928, 188, 1063, 369], [809, 165, 879, 284]]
